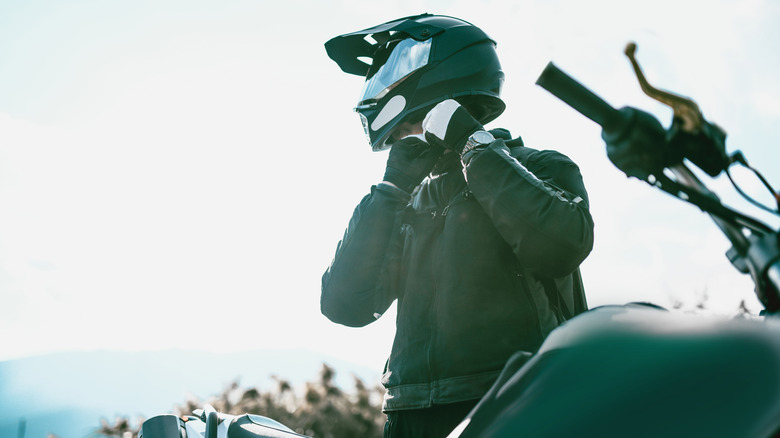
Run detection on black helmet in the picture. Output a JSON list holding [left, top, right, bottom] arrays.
[[325, 13, 505, 151]]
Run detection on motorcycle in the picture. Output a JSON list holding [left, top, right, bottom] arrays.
[[139, 44, 780, 438], [447, 43, 780, 437], [139, 403, 311, 438]]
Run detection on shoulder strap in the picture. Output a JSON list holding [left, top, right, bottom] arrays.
[[538, 268, 588, 322]]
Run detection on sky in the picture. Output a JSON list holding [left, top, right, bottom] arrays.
[[1, 0, 779, 373]]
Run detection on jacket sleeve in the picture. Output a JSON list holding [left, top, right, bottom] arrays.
[[320, 183, 409, 327], [464, 140, 594, 278]]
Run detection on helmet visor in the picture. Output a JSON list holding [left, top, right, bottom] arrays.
[[358, 38, 432, 104]]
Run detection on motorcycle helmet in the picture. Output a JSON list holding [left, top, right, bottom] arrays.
[[325, 13, 506, 151]]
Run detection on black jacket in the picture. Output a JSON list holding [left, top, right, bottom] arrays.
[[321, 131, 594, 411]]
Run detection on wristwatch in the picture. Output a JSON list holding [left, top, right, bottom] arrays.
[[461, 130, 495, 157]]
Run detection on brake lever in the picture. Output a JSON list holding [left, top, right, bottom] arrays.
[[624, 42, 703, 133], [625, 43, 730, 177]]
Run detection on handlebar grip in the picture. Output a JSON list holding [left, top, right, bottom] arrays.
[[535, 62, 623, 132]]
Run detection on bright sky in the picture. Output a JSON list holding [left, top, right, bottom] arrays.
[[1, 0, 779, 371]]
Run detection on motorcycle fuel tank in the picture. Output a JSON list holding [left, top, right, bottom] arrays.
[[452, 303, 780, 437]]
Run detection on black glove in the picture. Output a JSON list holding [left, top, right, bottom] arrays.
[[383, 135, 443, 193], [422, 99, 484, 155]]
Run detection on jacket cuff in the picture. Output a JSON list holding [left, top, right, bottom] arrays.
[[376, 182, 413, 199]]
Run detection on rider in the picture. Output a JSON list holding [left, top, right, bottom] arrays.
[[321, 13, 594, 438]]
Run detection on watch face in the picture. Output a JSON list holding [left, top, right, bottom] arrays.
[[473, 130, 494, 144]]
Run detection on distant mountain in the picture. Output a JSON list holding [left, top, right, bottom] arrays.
[[0, 349, 382, 438]]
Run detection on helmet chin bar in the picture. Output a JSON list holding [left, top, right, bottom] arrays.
[[371, 95, 406, 132], [360, 105, 428, 152]]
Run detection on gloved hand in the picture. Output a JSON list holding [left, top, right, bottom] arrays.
[[383, 135, 443, 193], [422, 99, 484, 155]]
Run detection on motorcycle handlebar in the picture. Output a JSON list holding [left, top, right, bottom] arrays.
[[535, 62, 623, 133], [203, 404, 219, 438], [535, 60, 780, 314]]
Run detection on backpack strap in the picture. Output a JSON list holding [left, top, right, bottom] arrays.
[[539, 276, 570, 322], [538, 268, 588, 322]]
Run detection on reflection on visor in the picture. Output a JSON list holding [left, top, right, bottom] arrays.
[[359, 38, 432, 103]]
